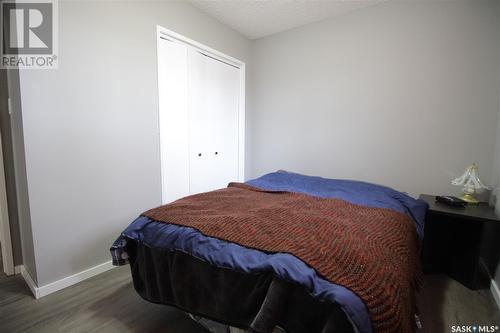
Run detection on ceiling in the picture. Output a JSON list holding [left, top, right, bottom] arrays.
[[188, 0, 384, 40]]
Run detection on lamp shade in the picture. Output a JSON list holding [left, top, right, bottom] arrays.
[[451, 163, 490, 191]]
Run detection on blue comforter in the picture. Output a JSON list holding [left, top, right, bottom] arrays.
[[113, 171, 428, 333]]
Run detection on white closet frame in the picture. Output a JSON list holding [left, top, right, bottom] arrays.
[[0, 131, 14, 275], [156, 26, 246, 203]]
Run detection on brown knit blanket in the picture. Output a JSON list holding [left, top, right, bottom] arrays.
[[143, 183, 421, 333]]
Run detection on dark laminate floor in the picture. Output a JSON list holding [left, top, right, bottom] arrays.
[[0, 260, 208, 333], [417, 275, 500, 333], [0, 253, 499, 333]]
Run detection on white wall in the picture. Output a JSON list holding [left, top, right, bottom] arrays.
[[250, 0, 500, 198], [17, 0, 251, 287]]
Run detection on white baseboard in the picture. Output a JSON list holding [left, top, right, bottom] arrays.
[[491, 277, 500, 310], [480, 259, 500, 310], [20, 265, 39, 299], [14, 265, 22, 275], [20, 260, 115, 299]]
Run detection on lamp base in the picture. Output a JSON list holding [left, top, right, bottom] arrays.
[[461, 194, 479, 204]]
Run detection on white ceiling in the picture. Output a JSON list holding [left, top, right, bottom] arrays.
[[188, 0, 384, 40]]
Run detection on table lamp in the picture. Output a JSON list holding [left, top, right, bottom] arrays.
[[451, 163, 490, 204]]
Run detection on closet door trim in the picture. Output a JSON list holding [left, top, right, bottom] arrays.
[[158, 27, 244, 69]]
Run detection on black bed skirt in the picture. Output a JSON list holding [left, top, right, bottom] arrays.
[[126, 239, 355, 333]]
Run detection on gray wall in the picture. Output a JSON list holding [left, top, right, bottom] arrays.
[[11, 0, 500, 291], [493, 105, 500, 288], [250, 0, 500, 198], [491, 52, 500, 288], [496, 116, 500, 288], [495, 0, 500, 292], [17, 0, 251, 286], [484, 82, 500, 289], [496, 100, 500, 289]]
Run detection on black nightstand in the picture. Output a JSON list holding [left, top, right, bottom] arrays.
[[419, 194, 500, 290]]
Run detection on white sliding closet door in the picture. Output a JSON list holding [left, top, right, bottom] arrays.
[[158, 38, 190, 204], [188, 49, 240, 194]]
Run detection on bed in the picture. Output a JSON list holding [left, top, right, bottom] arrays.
[[110, 171, 428, 333]]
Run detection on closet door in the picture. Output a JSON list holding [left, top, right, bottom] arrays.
[[188, 49, 240, 194], [157, 38, 190, 204]]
